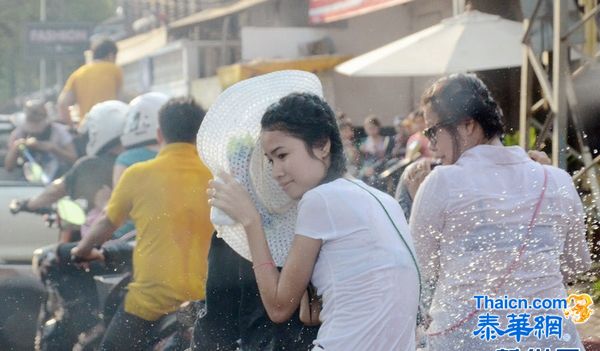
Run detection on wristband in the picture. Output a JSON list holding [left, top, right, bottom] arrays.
[[252, 261, 275, 270]]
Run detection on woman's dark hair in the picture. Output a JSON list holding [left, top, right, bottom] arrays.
[[421, 73, 504, 139], [363, 115, 381, 128], [261, 92, 347, 183]]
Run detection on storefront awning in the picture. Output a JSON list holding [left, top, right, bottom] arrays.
[[170, 0, 270, 30], [217, 55, 350, 88], [116, 27, 167, 66], [309, 0, 414, 24]]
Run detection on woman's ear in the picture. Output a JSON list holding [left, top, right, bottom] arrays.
[[317, 140, 331, 160], [464, 118, 477, 135]]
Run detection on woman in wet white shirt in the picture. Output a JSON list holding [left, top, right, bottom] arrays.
[[410, 73, 591, 350], [209, 92, 419, 351]]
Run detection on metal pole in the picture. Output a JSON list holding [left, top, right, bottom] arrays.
[[565, 73, 600, 213], [519, 19, 533, 149], [452, 0, 465, 15], [221, 16, 230, 66], [56, 60, 63, 88], [552, 0, 568, 169], [561, 1, 600, 43], [584, 0, 598, 57], [39, 0, 47, 95]]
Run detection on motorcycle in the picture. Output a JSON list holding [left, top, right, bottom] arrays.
[[10, 146, 196, 350], [377, 139, 423, 194], [19, 213, 193, 351]]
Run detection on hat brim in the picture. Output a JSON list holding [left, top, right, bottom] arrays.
[[197, 70, 323, 265]]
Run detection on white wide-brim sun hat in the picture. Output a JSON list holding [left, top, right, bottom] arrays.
[[197, 70, 324, 266]]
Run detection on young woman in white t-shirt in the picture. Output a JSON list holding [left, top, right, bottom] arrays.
[[410, 73, 590, 350], [208, 92, 420, 351]]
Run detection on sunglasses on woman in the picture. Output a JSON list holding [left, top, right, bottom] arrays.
[[422, 120, 455, 145]]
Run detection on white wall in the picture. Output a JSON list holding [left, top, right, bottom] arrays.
[[322, 0, 452, 126], [241, 27, 332, 60]]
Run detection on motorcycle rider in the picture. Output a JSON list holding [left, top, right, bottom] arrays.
[[16, 95, 173, 350], [4, 99, 77, 180], [21, 100, 128, 220], [102, 92, 169, 239], [114, 92, 168, 185], [10, 101, 128, 350], [72, 97, 213, 350]]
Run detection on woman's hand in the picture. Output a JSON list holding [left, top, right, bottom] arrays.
[[299, 289, 321, 326], [208, 172, 261, 227], [403, 158, 434, 199], [528, 150, 551, 165]]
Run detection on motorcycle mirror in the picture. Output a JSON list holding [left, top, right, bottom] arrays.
[[23, 161, 46, 184], [20, 144, 50, 184], [56, 197, 86, 226]]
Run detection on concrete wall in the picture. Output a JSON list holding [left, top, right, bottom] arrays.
[[322, 0, 452, 125], [171, 0, 528, 128]]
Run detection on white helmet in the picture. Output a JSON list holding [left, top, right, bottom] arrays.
[[83, 100, 129, 156], [121, 92, 169, 148]]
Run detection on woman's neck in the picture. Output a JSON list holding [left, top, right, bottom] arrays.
[[486, 137, 503, 146]]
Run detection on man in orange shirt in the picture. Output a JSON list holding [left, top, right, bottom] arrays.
[[58, 39, 123, 128]]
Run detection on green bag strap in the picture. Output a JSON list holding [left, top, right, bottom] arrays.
[[343, 178, 422, 303]]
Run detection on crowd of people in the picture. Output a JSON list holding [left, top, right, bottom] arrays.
[[5, 38, 594, 351], [336, 108, 433, 194]]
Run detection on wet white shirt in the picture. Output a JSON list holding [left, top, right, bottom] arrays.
[[410, 145, 591, 350], [296, 178, 419, 351]]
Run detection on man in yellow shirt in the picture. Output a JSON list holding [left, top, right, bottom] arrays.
[[58, 39, 123, 127], [72, 97, 213, 350]]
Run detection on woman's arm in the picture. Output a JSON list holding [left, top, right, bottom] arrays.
[[409, 170, 446, 312], [244, 219, 321, 323], [210, 172, 321, 323]]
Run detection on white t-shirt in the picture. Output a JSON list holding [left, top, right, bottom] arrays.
[[410, 145, 590, 350], [296, 178, 419, 351]]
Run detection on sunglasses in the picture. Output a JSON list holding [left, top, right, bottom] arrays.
[[422, 120, 455, 145]]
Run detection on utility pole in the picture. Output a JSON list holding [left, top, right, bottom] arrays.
[[552, 0, 568, 168], [39, 0, 47, 95]]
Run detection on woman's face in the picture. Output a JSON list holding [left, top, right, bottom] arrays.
[[261, 130, 329, 200], [423, 104, 457, 165], [364, 122, 380, 137], [340, 125, 354, 141]]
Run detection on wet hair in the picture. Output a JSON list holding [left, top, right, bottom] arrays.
[[421, 73, 504, 139], [363, 115, 381, 128], [92, 39, 118, 60], [261, 92, 347, 183], [412, 109, 424, 121], [158, 97, 205, 143]]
